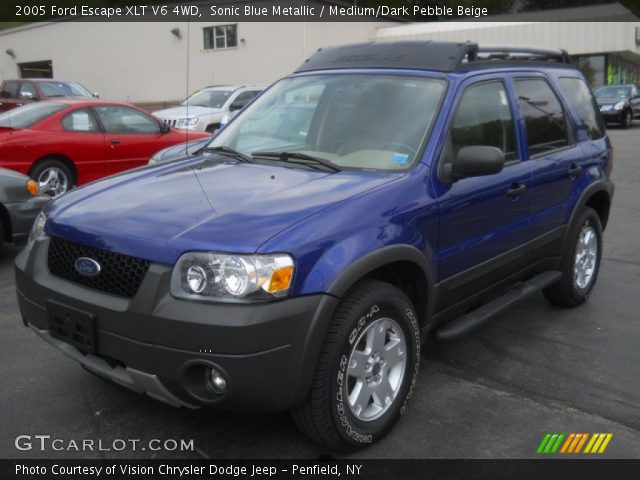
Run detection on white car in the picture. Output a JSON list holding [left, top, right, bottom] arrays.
[[153, 85, 264, 133]]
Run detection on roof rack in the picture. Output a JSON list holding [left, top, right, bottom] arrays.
[[295, 41, 571, 73]]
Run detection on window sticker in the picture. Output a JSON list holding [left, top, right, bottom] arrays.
[[392, 153, 409, 166]]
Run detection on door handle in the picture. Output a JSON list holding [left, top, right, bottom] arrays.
[[110, 139, 121, 144], [506, 182, 527, 197], [567, 164, 583, 178]]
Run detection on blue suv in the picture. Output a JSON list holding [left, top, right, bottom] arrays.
[[15, 42, 613, 451]]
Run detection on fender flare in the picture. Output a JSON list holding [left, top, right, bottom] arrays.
[[563, 179, 614, 251], [291, 245, 437, 405]]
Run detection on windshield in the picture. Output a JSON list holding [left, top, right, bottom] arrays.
[[40, 81, 93, 98], [0, 102, 68, 128], [182, 89, 232, 108], [210, 74, 446, 171], [594, 86, 631, 100]]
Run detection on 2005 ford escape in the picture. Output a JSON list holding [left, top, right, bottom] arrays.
[[16, 42, 613, 451]]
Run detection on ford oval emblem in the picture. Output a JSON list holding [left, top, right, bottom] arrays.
[[74, 257, 101, 277]]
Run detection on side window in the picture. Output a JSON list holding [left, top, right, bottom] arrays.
[[93, 106, 160, 134], [1, 81, 20, 98], [557, 77, 605, 140], [442, 81, 518, 171], [230, 91, 254, 109], [515, 79, 570, 157], [19, 82, 37, 99], [61, 108, 99, 132]]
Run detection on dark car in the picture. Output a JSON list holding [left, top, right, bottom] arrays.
[[0, 79, 97, 113], [594, 84, 640, 128], [0, 168, 49, 247], [16, 42, 613, 451]]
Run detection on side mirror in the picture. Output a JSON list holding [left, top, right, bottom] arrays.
[[92, 92, 100, 98], [229, 102, 243, 112], [449, 146, 505, 181], [159, 122, 170, 134], [19, 92, 34, 100]]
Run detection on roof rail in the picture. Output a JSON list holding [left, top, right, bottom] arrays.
[[470, 46, 571, 64], [295, 41, 571, 73]]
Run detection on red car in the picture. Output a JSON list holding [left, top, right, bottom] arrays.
[[0, 99, 210, 196]]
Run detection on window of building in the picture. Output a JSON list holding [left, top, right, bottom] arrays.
[[203, 25, 237, 50], [558, 77, 606, 140], [441, 81, 518, 171], [514, 79, 570, 157]]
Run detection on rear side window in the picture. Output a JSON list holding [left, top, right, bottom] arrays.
[[441, 81, 518, 170], [0, 102, 68, 128], [558, 77, 606, 140], [1, 81, 19, 98], [515, 79, 570, 157]]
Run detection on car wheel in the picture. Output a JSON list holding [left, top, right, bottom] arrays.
[[0, 220, 4, 247], [292, 280, 420, 451], [30, 159, 73, 198], [621, 109, 632, 129], [543, 207, 602, 307]]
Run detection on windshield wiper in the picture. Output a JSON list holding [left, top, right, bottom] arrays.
[[202, 145, 254, 163], [251, 151, 342, 173]]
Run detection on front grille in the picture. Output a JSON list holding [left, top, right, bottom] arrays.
[[47, 237, 150, 298], [600, 105, 612, 112], [163, 119, 177, 127]]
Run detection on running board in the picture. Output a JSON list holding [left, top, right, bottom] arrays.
[[434, 270, 562, 342]]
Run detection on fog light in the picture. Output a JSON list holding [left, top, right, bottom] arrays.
[[205, 367, 227, 395]]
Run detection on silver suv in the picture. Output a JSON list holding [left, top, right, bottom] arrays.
[[153, 85, 264, 133]]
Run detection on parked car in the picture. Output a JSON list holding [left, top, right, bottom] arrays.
[[0, 168, 49, 247], [153, 85, 265, 133], [0, 100, 209, 196], [594, 84, 640, 128], [16, 42, 613, 452], [0, 79, 97, 113]]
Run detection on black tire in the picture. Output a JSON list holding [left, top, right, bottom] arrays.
[[543, 207, 603, 307], [0, 219, 4, 247], [30, 158, 74, 197], [621, 109, 632, 129], [292, 280, 421, 452]]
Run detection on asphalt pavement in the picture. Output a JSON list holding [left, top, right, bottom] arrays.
[[1, 127, 639, 460]]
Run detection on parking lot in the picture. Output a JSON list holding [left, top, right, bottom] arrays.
[[1, 127, 639, 460]]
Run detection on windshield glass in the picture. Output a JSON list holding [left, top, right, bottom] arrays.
[[594, 86, 631, 100], [40, 81, 93, 98], [182, 89, 232, 108], [210, 74, 446, 171], [0, 102, 68, 128]]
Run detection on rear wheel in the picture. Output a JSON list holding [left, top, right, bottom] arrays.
[[292, 280, 420, 451], [543, 207, 602, 307], [30, 158, 73, 198]]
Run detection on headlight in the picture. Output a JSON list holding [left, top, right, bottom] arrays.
[[171, 252, 294, 302], [614, 101, 625, 110], [177, 117, 199, 128], [26, 212, 47, 252]]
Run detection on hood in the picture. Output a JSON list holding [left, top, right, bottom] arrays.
[[46, 157, 400, 264], [150, 138, 210, 164], [153, 106, 222, 119]]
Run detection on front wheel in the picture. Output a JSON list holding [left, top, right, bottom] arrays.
[[30, 159, 73, 197], [621, 109, 632, 129], [543, 207, 602, 307], [292, 280, 421, 451]]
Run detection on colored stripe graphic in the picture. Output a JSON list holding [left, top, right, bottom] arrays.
[[538, 433, 613, 454]]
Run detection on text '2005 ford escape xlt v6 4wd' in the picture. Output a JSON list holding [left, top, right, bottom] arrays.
[[16, 42, 613, 451]]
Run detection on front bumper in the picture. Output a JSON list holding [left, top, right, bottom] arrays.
[[5, 195, 50, 244], [599, 108, 625, 123], [15, 237, 338, 411]]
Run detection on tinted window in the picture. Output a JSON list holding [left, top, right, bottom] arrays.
[[558, 77, 605, 140], [19, 82, 37, 98], [94, 106, 160, 134], [1, 81, 20, 98], [0, 102, 68, 128], [442, 81, 518, 169], [61, 108, 99, 132], [515, 79, 570, 157]]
